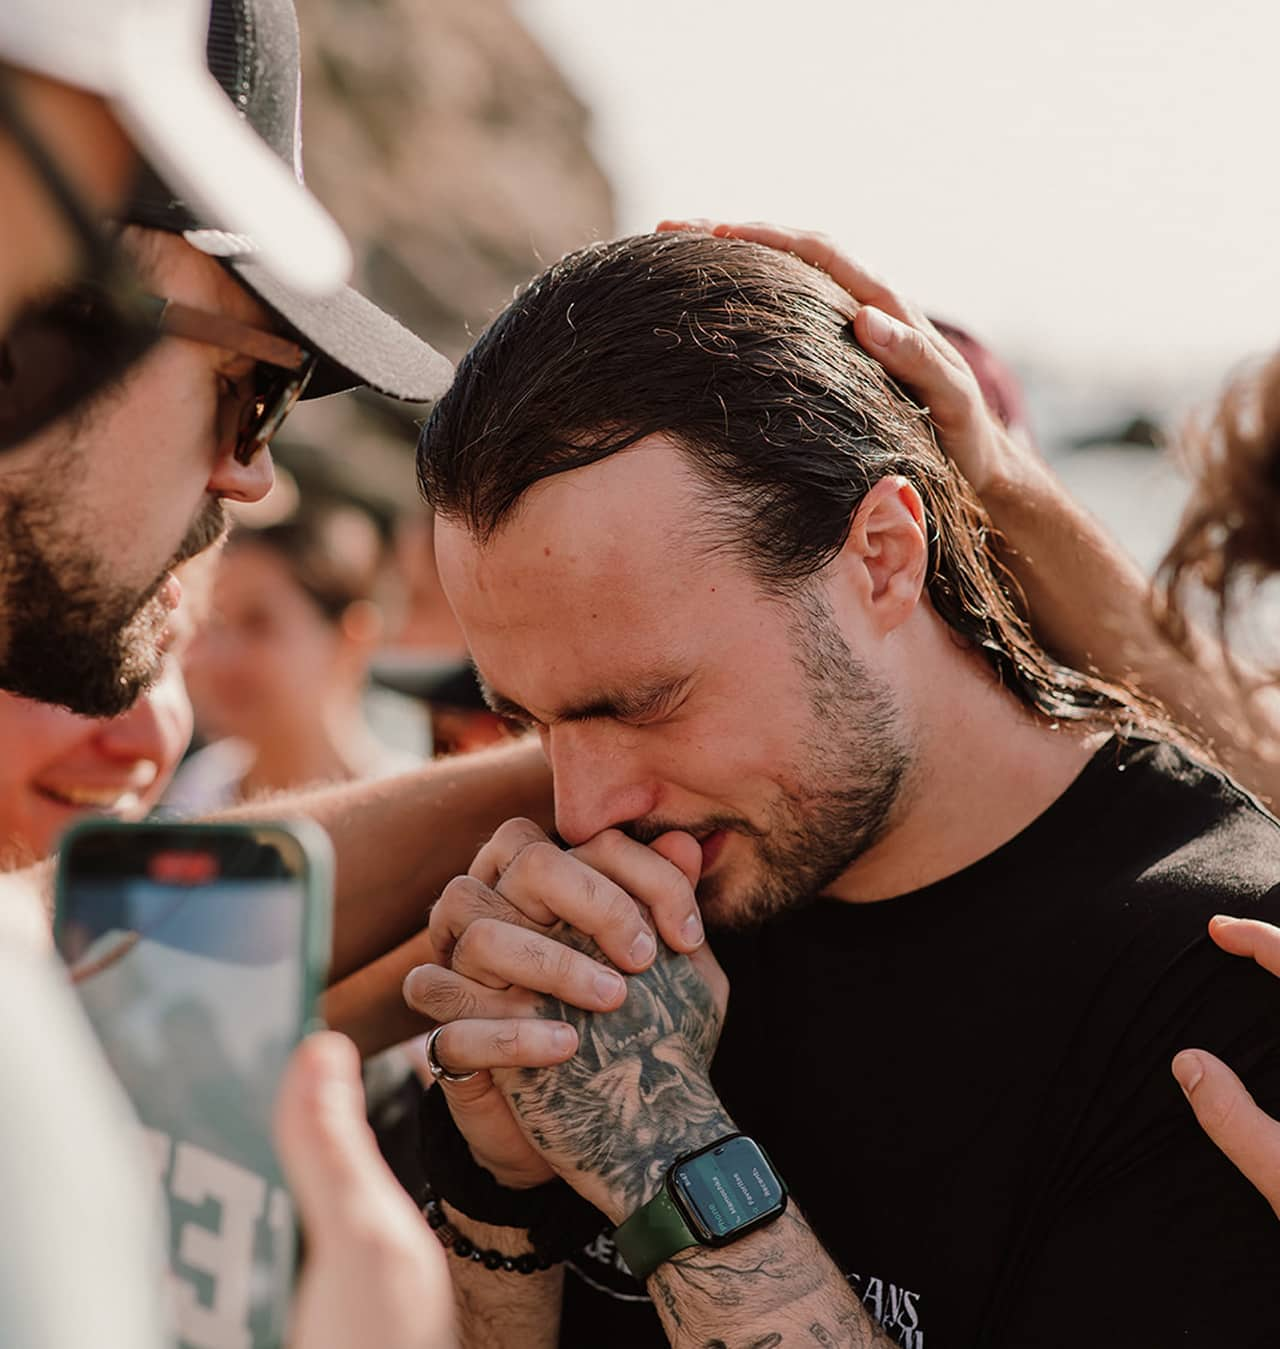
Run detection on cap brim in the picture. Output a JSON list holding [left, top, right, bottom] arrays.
[[112, 53, 352, 297], [222, 254, 455, 402]]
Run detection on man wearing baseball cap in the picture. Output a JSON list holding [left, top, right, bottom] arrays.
[[0, 0, 453, 721], [0, 2, 457, 1346]]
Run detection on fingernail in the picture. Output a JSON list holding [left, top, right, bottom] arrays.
[[1210, 914, 1239, 927], [863, 307, 895, 347], [594, 968, 626, 1004], [681, 912, 704, 947], [552, 1024, 576, 1054], [1172, 1052, 1203, 1096], [629, 931, 657, 966]]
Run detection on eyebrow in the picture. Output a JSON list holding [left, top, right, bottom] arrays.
[[478, 671, 692, 727]]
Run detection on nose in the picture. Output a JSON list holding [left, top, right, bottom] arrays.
[[207, 444, 275, 505], [546, 723, 659, 847]]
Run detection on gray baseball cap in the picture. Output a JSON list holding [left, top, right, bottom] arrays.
[[126, 0, 454, 403], [0, 0, 352, 297]]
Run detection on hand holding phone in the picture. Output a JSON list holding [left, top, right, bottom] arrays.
[[55, 820, 332, 1349], [275, 1032, 454, 1349]]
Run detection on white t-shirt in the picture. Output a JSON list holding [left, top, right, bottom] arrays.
[[0, 941, 167, 1348]]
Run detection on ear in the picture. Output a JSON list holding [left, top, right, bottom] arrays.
[[838, 475, 929, 635]]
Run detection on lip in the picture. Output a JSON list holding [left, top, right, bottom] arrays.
[[698, 829, 729, 871], [32, 782, 147, 814]]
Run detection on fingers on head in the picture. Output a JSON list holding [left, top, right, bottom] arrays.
[[855, 308, 978, 425]]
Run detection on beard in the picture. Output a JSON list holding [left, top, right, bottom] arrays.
[[0, 489, 226, 717], [631, 588, 914, 930]]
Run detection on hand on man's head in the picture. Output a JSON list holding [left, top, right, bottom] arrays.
[[656, 218, 1035, 498]]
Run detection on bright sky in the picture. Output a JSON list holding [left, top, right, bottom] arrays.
[[518, 0, 1279, 384]]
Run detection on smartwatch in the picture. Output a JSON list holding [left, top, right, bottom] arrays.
[[613, 1133, 788, 1282]]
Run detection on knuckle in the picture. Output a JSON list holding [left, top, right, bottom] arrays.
[[519, 936, 550, 975], [508, 839, 563, 895], [588, 828, 628, 863], [492, 816, 537, 846], [491, 818, 544, 863], [438, 873, 484, 918], [602, 883, 639, 931], [554, 943, 580, 984], [451, 923, 486, 973], [489, 1022, 527, 1061]]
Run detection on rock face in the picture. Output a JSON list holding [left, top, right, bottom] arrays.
[[281, 0, 616, 508]]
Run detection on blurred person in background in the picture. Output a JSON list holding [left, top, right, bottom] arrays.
[[377, 510, 519, 756], [170, 504, 422, 812]]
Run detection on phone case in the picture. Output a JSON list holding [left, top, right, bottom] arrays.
[[53, 817, 334, 1349]]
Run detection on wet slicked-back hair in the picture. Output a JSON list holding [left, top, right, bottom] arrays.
[[418, 231, 1143, 729]]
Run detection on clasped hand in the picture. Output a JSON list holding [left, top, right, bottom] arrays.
[[402, 819, 732, 1222]]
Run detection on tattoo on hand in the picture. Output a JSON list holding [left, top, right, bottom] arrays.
[[502, 922, 731, 1214]]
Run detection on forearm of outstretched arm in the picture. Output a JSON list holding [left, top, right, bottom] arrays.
[[215, 737, 553, 981], [983, 456, 1280, 807], [322, 926, 437, 1055], [440, 1203, 563, 1349], [649, 1208, 895, 1349]]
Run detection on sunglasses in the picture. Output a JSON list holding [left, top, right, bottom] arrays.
[[0, 283, 317, 460]]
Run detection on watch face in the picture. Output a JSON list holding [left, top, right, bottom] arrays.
[[670, 1135, 787, 1244]]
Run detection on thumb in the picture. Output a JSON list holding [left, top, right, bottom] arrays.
[[274, 1031, 390, 1239], [1172, 1048, 1280, 1219], [650, 830, 702, 891]]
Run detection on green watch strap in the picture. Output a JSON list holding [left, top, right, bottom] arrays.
[[613, 1185, 699, 1282]]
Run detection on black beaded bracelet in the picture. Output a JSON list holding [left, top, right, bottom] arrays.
[[424, 1186, 558, 1275]]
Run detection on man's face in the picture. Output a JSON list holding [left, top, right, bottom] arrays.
[[436, 437, 914, 929], [0, 231, 275, 716]]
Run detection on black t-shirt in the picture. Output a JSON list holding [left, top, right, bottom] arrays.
[[559, 739, 1280, 1347]]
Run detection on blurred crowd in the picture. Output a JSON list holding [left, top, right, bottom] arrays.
[[4, 0, 1280, 1347]]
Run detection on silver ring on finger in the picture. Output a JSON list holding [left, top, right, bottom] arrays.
[[425, 1024, 478, 1084]]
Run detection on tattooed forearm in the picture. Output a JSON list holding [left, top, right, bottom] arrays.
[[499, 922, 733, 1221], [651, 1210, 898, 1349]]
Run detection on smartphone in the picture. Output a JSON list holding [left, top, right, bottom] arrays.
[[54, 819, 333, 1349]]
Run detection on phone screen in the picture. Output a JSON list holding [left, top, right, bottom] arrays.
[[55, 823, 329, 1349]]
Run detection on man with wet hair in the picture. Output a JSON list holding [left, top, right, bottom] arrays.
[[405, 230, 1280, 1347]]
